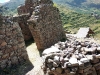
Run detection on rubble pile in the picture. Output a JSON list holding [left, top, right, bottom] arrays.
[[42, 37, 100, 75]]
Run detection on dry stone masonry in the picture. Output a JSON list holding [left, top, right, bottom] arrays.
[[17, 0, 35, 41], [17, 0, 65, 50], [0, 15, 28, 69], [42, 36, 100, 75], [17, 0, 39, 41], [28, 0, 65, 50], [18, 14, 33, 41]]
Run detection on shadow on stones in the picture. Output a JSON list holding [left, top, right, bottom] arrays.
[[39, 50, 44, 57], [0, 60, 34, 75], [25, 38, 34, 47]]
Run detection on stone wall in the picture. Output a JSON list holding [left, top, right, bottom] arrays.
[[17, 0, 36, 15], [0, 15, 28, 69], [42, 37, 100, 75], [18, 14, 33, 41], [18, 0, 65, 50], [17, 0, 34, 41]]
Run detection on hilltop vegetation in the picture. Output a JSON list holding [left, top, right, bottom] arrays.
[[0, 0, 25, 15], [56, 4, 100, 39], [53, 0, 100, 14]]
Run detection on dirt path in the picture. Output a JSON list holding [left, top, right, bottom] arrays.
[[26, 43, 44, 75]]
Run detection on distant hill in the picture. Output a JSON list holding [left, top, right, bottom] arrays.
[[55, 4, 100, 39], [1, 0, 100, 15], [3, 0, 25, 10], [53, 0, 100, 8], [53, 0, 100, 14], [0, 0, 25, 15]]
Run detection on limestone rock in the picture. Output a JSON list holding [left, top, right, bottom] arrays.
[[80, 58, 89, 63], [42, 46, 60, 55], [69, 58, 78, 66]]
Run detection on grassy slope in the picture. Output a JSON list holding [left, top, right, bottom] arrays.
[[53, 0, 100, 14], [56, 4, 100, 39], [1, 0, 25, 15]]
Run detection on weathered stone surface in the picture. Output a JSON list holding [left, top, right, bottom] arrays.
[[2, 53, 9, 59], [69, 58, 78, 66], [17, 0, 65, 50], [18, 15, 33, 41], [0, 59, 8, 68], [42, 36, 100, 75], [0, 15, 28, 69], [1, 41, 7, 46], [11, 56, 18, 64]]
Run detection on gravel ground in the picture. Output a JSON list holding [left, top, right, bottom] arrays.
[[26, 43, 44, 75]]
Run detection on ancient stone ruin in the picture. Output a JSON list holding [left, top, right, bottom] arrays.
[[42, 36, 100, 75], [0, 0, 65, 69], [17, 0, 65, 50], [17, 15, 33, 41], [0, 15, 28, 69]]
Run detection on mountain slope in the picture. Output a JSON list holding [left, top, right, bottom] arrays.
[[56, 4, 100, 39], [1, 0, 100, 15], [53, 0, 100, 7], [3, 0, 25, 10], [0, 0, 25, 15], [53, 0, 100, 14]]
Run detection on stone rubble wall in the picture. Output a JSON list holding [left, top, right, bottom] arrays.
[[17, 0, 35, 41], [17, 0, 36, 15], [18, 14, 33, 41], [0, 16, 28, 69], [17, 0, 65, 50], [42, 36, 100, 75], [28, 0, 66, 50]]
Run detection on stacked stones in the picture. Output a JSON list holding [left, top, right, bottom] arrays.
[[42, 37, 100, 75], [18, 14, 33, 41], [28, 0, 65, 50], [17, 0, 65, 50], [17, 0, 35, 41], [0, 15, 28, 69]]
